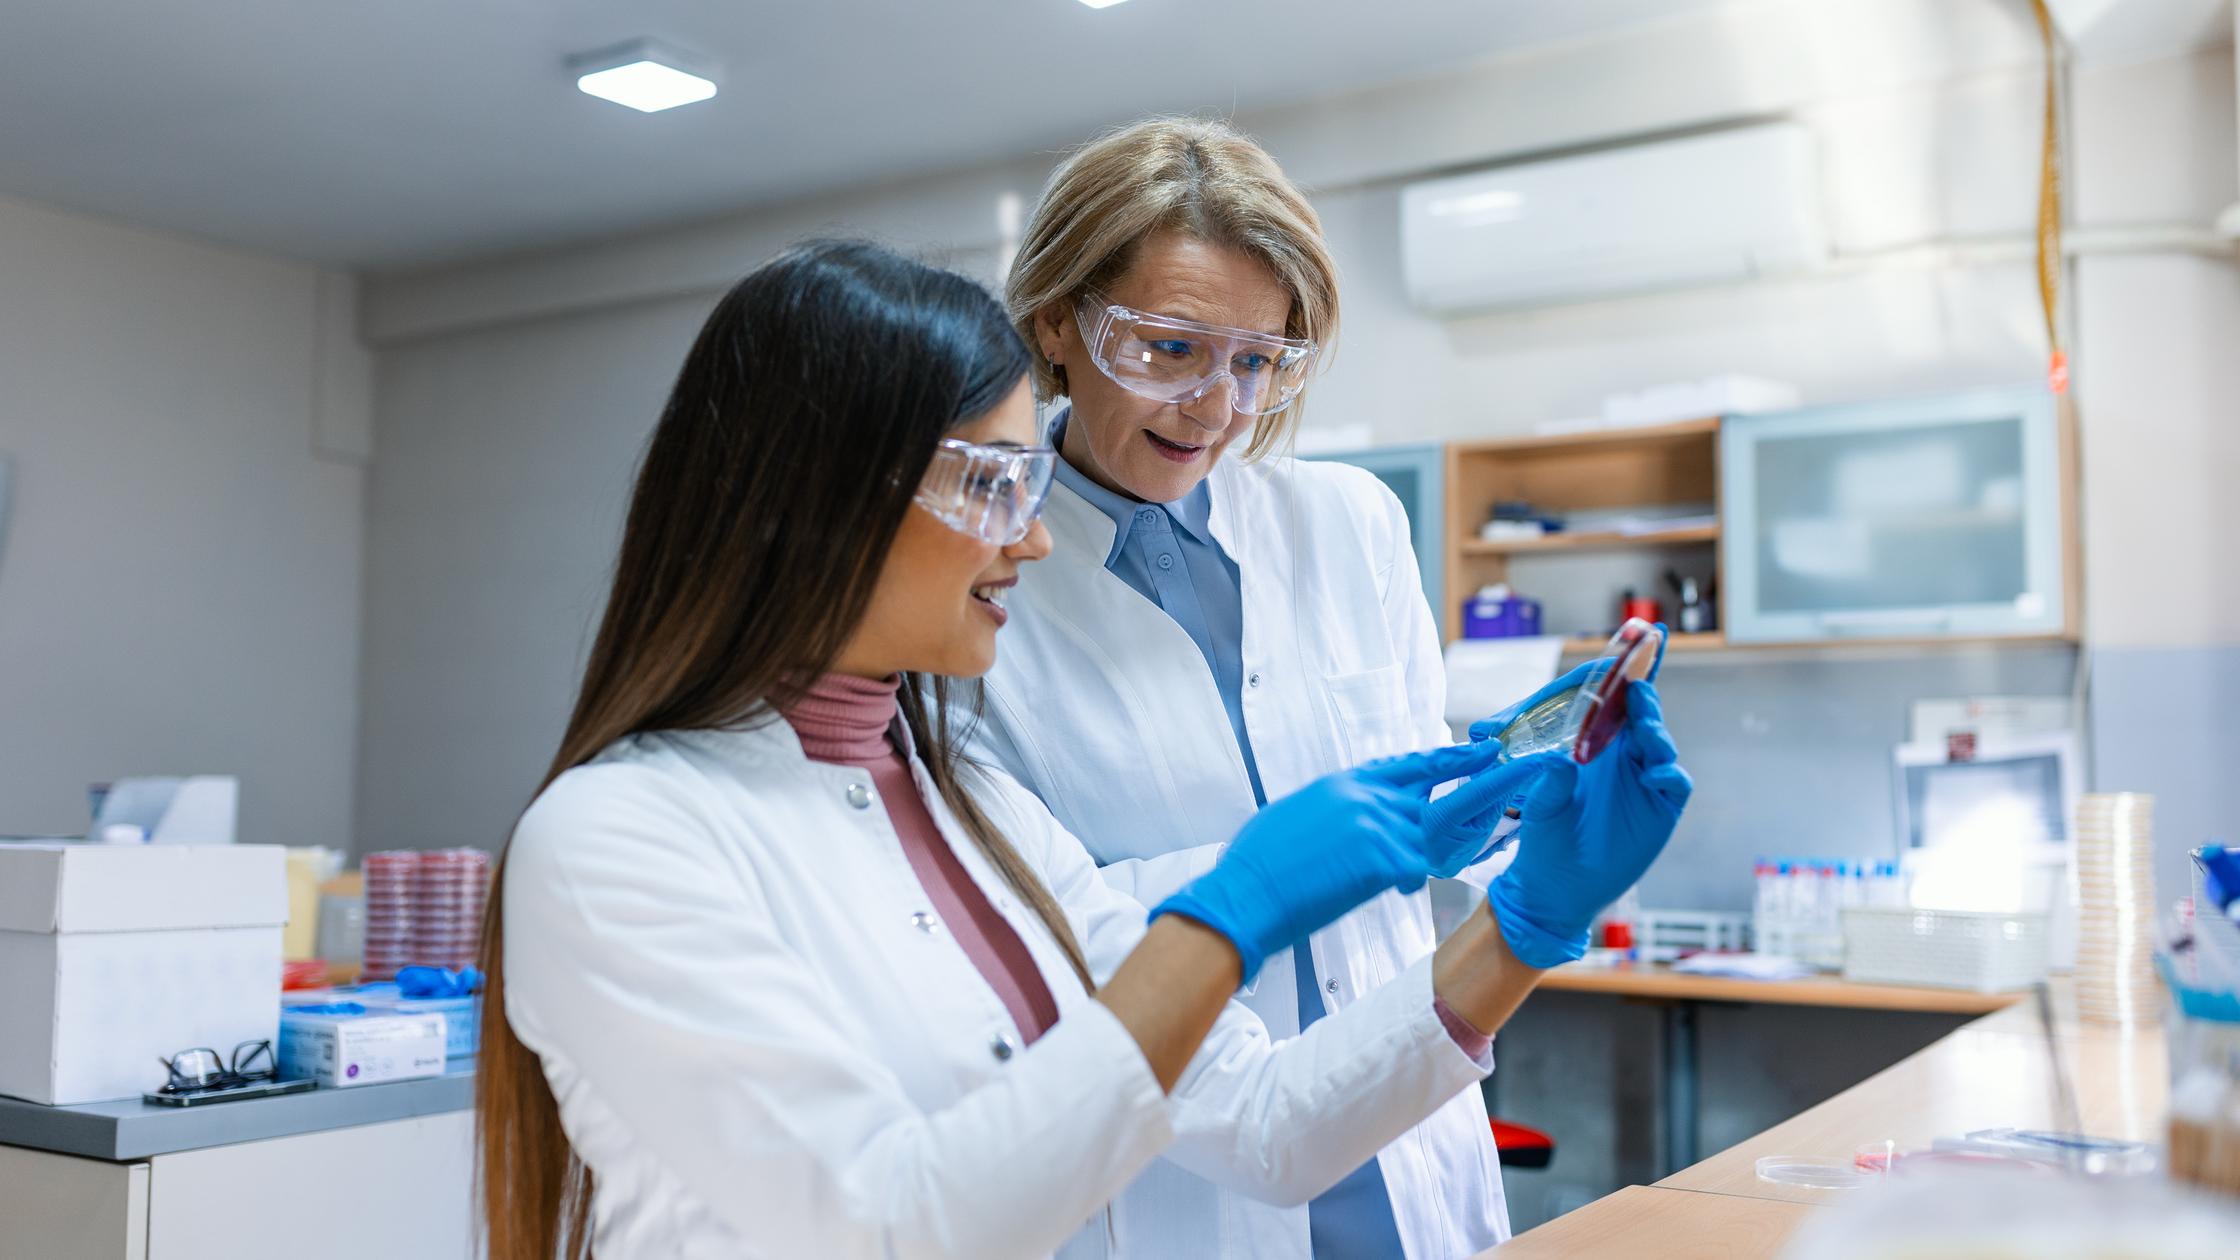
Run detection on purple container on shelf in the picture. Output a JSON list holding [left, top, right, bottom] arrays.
[[1462, 585, 1543, 638]]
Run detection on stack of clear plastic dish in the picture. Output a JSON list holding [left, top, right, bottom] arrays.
[[361, 850, 418, 982], [410, 848, 491, 971], [2075, 793, 2157, 1027]]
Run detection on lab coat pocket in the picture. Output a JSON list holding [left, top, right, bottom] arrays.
[[1324, 662, 1415, 767]]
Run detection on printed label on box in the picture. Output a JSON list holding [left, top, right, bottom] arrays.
[[279, 1012, 446, 1088]]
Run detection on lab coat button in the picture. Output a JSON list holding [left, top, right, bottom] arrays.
[[845, 782, 873, 809], [1325, 978, 1340, 995], [989, 1034, 1016, 1062], [1248, 672, 1263, 688], [911, 912, 939, 934]]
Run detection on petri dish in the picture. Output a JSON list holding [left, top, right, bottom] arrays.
[[1491, 682, 1587, 760], [1859, 1144, 2055, 1178], [1493, 618, 1664, 764], [1564, 618, 1663, 764], [1757, 1155, 1875, 1190]]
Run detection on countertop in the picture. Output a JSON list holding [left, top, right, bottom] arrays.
[[1536, 961, 2030, 1014], [0, 1066, 475, 1161], [1479, 977, 2169, 1256]]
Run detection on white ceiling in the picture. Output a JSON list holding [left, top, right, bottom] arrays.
[[0, 0, 1732, 272]]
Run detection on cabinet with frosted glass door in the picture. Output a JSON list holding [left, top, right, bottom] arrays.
[[1718, 386, 2075, 645]]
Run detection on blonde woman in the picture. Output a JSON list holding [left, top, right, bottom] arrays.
[[969, 118, 1689, 1257]]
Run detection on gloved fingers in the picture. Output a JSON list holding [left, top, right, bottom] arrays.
[[1621, 681, 1679, 769], [1645, 621, 1671, 683], [1467, 660, 1601, 742], [1361, 820, 1437, 892], [1642, 760, 1695, 810], [1385, 846, 1434, 895], [1360, 739, 1508, 788], [1520, 755, 1582, 816], [1420, 752, 1559, 835]]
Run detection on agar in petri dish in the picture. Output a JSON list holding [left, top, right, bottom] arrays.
[[1564, 618, 1663, 764]]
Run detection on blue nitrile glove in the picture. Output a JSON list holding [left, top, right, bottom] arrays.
[[395, 966, 483, 998], [1152, 741, 1509, 983], [1486, 680, 1693, 969], [1416, 752, 1564, 877], [1466, 622, 1671, 745]]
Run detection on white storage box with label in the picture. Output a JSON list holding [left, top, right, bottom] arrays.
[[278, 1009, 446, 1087], [0, 842, 285, 1105]]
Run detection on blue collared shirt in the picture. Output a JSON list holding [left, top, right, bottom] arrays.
[[1047, 415, 1405, 1260]]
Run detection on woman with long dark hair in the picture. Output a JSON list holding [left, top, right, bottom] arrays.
[[478, 240, 1689, 1259]]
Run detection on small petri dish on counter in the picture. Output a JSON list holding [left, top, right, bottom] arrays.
[[1756, 1155, 1875, 1190]]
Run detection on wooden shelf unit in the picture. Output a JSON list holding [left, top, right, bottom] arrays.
[[1443, 418, 1723, 643], [1460, 523, 1718, 556], [1559, 630, 1725, 655]]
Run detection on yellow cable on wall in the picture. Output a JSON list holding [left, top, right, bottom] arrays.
[[2031, 0, 2068, 394]]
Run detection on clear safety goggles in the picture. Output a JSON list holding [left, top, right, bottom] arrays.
[[914, 439, 1057, 546], [1074, 291, 1318, 418]]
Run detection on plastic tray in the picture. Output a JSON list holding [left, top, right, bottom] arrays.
[[1841, 907, 2050, 992]]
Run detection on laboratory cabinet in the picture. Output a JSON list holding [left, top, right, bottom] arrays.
[[0, 1111, 477, 1260], [1442, 418, 1724, 651], [1718, 386, 2072, 645]]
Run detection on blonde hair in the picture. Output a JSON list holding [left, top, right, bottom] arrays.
[[1006, 117, 1340, 457]]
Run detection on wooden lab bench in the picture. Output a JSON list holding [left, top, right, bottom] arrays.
[[1480, 977, 2167, 1257]]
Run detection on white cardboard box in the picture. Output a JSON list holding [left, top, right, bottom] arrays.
[[0, 843, 285, 1105], [278, 1010, 446, 1087]]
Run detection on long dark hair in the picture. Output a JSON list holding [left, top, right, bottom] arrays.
[[477, 240, 1095, 1260]]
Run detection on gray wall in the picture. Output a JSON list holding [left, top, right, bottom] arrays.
[[0, 194, 368, 847], [1644, 644, 2081, 911], [2089, 644, 2240, 902], [354, 294, 714, 852]]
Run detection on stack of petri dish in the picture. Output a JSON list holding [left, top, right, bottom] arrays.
[[361, 850, 419, 982], [410, 848, 492, 972], [2075, 793, 2157, 1027]]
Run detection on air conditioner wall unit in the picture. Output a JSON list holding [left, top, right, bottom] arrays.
[[1400, 122, 1829, 314]]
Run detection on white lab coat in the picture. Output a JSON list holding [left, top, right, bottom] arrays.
[[501, 717, 1493, 1260], [967, 452, 1511, 1259]]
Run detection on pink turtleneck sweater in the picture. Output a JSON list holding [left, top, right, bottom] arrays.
[[782, 673, 1060, 1043], [779, 673, 1493, 1064]]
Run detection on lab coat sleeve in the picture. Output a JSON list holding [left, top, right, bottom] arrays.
[[1162, 951, 1492, 1204], [1090, 844, 1226, 910], [501, 767, 1174, 1260], [991, 775, 1493, 1208]]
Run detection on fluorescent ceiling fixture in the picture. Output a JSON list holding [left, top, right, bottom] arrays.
[[569, 39, 718, 113], [1079, 0, 1131, 8]]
